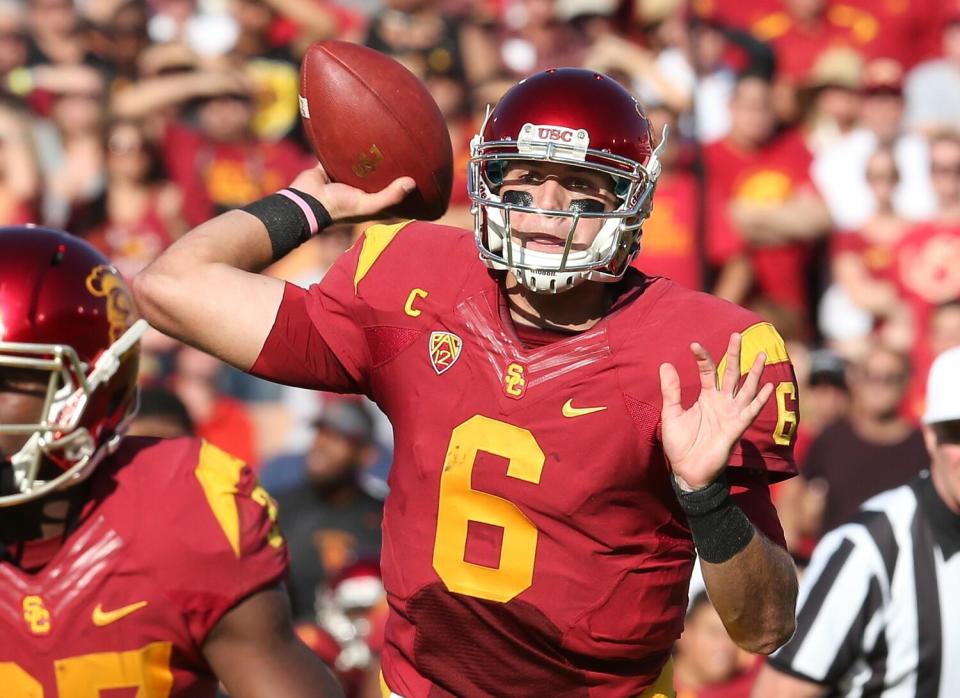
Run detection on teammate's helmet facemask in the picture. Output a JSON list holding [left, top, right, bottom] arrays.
[[468, 69, 668, 295], [0, 321, 147, 504]]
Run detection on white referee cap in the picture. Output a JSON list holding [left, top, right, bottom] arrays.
[[923, 346, 960, 424]]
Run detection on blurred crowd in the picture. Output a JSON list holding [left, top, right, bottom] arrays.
[[3, 0, 960, 694]]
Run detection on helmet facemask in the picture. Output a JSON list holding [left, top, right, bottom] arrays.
[[0, 319, 148, 507], [469, 110, 668, 294]]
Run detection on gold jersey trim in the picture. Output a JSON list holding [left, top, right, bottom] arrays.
[[354, 220, 415, 292]]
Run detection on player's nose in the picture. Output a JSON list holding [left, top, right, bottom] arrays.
[[531, 178, 567, 212]]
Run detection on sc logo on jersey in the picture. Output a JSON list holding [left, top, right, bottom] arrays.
[[503, 362, 527, 399], [22, 595, 51, 635]]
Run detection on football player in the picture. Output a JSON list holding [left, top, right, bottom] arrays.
[[135, 69, 799, 697], [0, 227, 342, 697]]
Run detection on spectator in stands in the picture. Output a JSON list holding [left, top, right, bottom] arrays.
[[629, 102, 745, 301], [582, 0, 695, 118], [704, 72, 831, 338], [894, 131, 960, 419], [813, 58, 936, 230], [66, 118, 185, 277], [750, 0, 867, 121], [24, 0, 91, 67], [821, 146, 912, 357], [687, 15, 776, 143], [674, 591, 762, 697], [39, 65, 108, 226], [112, 63, 312, 226], [930, 300, 960, 358], [755, 347, 960, 698], [86, 0, 151, 87], [774, 347, 848, 559], [905, 2, 960, 135], [169, 345, 259, 468], [800, 344, 928, 537], [0, 99, 38, 224], [0, 0, 28, 84], [802, 47, 863, 155], [128, 385, 195, 438], [269, 399, 385, 621]]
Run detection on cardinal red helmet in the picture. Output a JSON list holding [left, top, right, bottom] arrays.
[[0, 227, 147, 506], [468, 68, 666, 293]]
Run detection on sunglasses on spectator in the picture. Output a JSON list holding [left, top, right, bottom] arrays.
[[933, 420, 960, 445]]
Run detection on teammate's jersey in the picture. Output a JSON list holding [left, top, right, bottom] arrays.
[[252, 221, 799, 697], [0, 436, 287, 697]]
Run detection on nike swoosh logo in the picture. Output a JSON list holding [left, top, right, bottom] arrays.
[[92, 601, 148, 626], [562, 399, 607, 418]]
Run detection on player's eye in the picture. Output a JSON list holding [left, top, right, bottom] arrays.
[[514, 171, 545, 185]]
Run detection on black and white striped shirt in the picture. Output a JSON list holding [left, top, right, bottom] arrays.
[[769, 472, 960, 697]]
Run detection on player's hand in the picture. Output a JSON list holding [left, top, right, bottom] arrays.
[[289, 164, 416, 223], [659, 332, 774, 491]]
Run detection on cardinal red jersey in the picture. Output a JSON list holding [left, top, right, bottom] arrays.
[[252, 221, 799, 698], [0, 436, 287, 697]]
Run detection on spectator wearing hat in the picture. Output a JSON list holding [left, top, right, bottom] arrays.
[[799, 344, 928, 539], [812, 58, 936, 231], [905, 3, 960, 135], [774, 347, 849, 560], [266, 399, 385, 621], [754, 346, 960, 698], [802, 47, 863, 155]]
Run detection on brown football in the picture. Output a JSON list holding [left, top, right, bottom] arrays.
[[299, 40, 454, 221]]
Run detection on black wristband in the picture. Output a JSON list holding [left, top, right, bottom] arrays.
[[673, 474, 755, 564], [241, 187, 332, 261]]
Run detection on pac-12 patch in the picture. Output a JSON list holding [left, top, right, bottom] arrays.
[[429, 332, 463, 375]]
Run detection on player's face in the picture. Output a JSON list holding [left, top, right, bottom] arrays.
[[306, 426, 364, 487], [499, 161, 617, 254], [0, 368, 46, 462]]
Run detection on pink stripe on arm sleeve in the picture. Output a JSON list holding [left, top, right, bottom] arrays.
[[277, 188, 319, 235]]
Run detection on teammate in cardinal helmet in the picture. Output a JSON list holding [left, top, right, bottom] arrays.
[[135, 69, 799, 697], [0, 227, 341, 697]]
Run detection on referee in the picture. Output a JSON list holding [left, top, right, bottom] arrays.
[[753, 346, 960, 698]]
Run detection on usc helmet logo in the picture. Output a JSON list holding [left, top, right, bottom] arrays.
[[85, 265, 136, 343]]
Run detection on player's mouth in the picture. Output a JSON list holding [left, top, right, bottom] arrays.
[[514, 232, 586, 253]]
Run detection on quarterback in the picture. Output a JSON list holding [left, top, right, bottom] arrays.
[[136, 69, 799, 697], [0, 228, 341, 697]]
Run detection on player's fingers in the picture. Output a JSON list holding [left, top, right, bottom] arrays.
[[741, 381, 774, 423], [690, 342, 718, 392], [659, 362, 683, 418], [721, 333, 742, 397], [736, 350, 767, 406], [363, 177, 416, 212]]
